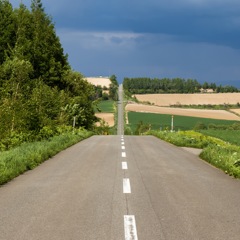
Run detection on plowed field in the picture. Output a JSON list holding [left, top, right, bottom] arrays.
[[126, 103, 240, 121]]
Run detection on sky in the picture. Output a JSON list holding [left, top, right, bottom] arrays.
[[10, 0, 240, 86]]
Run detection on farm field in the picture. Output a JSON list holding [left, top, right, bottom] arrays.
[[126, 103, 240, 121], [95, 100, 115, 127], [95, 113, 114, 127], [134, 93, 240, 106], [200, 130, 240, 146], [85, 77, 111, 88], [127, 112, 238, 132], [96, 100, 115, 113]]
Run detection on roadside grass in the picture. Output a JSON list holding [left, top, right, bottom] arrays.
[[0, 129, 93, 185], [96, 100, 115, 113], [128, 111, 238, 132], [147, 130, 240, 178]]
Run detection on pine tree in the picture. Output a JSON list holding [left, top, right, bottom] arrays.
[[30, 0, 69, 88]]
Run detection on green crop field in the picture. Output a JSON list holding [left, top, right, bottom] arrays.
[[200, 130, 240, 146], [96, 100, 115, 113], [127, 112, 238, 133]]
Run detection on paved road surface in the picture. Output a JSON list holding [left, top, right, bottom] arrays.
[[1, 85, 240, 239]]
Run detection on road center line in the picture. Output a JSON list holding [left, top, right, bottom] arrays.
[[124, 215, 138, 240], [121, 142, 124, 145], [122, 152, 126, 158], [122, 146, 125, 150], [123, 178, 131, 193], [122, 162, 128, 170]]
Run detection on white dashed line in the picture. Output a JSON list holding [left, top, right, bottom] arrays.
[[122, 162, 128, 170], [122, 152, 126, 158], [121, 142, 124, 145], [124, 215, 138, 240], [123, 178, 131, 193], [122, 146, 125, 150]]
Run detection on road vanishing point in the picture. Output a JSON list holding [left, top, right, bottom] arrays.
[[1, 85, 240, 239]]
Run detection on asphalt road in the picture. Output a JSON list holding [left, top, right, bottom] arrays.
[[1, 86, 240, 239]]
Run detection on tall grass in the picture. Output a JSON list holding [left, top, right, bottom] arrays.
[[0, 129, 93, 185]]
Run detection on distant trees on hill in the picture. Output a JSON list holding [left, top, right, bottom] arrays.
[[93, 75, 119, 101], [123, 77, 239, 94]]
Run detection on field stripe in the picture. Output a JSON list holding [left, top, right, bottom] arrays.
[[123, 178, 131, 193], [124, 215, 138, 240]]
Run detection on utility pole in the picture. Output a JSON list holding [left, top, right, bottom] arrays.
[[171, 115, 174, 132]]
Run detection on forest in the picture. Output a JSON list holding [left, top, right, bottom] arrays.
[[0, 0, 99, 150], [123, 77, 239, 94]]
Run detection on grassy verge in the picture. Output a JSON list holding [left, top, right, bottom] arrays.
[[0, 129, 93, 185], [147, 130, 240, 178]]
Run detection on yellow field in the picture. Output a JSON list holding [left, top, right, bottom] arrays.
[[126, 103, 240, 121], [95, 113, 114, 126], [134, 93, 240, 106], [85, 77, 111, 88]]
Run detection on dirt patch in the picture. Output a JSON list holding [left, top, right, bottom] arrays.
[[134, 93, 240, 106], [126, 103, 240, 121], [95, 113, 114, 127]]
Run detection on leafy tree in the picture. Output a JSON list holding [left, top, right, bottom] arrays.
[[0, 0, 16, 64]]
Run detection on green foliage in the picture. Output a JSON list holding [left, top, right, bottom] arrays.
[[0, 0, 16, 64], [148, 130, 240, 178], [123, 77, 239, 94], [0, 129, 93, 185], [0, 1, 98, 151], [93, 120, 111, 135], [134, 121, 151, 135], [109, 75, 119, 101]]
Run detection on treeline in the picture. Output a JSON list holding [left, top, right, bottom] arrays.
[[123, 77, 239, 94], [0, 0, 97, 150], [94, 75, 119, 101]]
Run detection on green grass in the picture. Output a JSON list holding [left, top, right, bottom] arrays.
[[0, 129, 93, 185], [128, 112, 238, 133], [96, 100, 115, 113], [200, 130, 240, 146]]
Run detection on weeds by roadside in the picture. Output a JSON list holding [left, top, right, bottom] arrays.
[[0, 129, 93, 185]]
